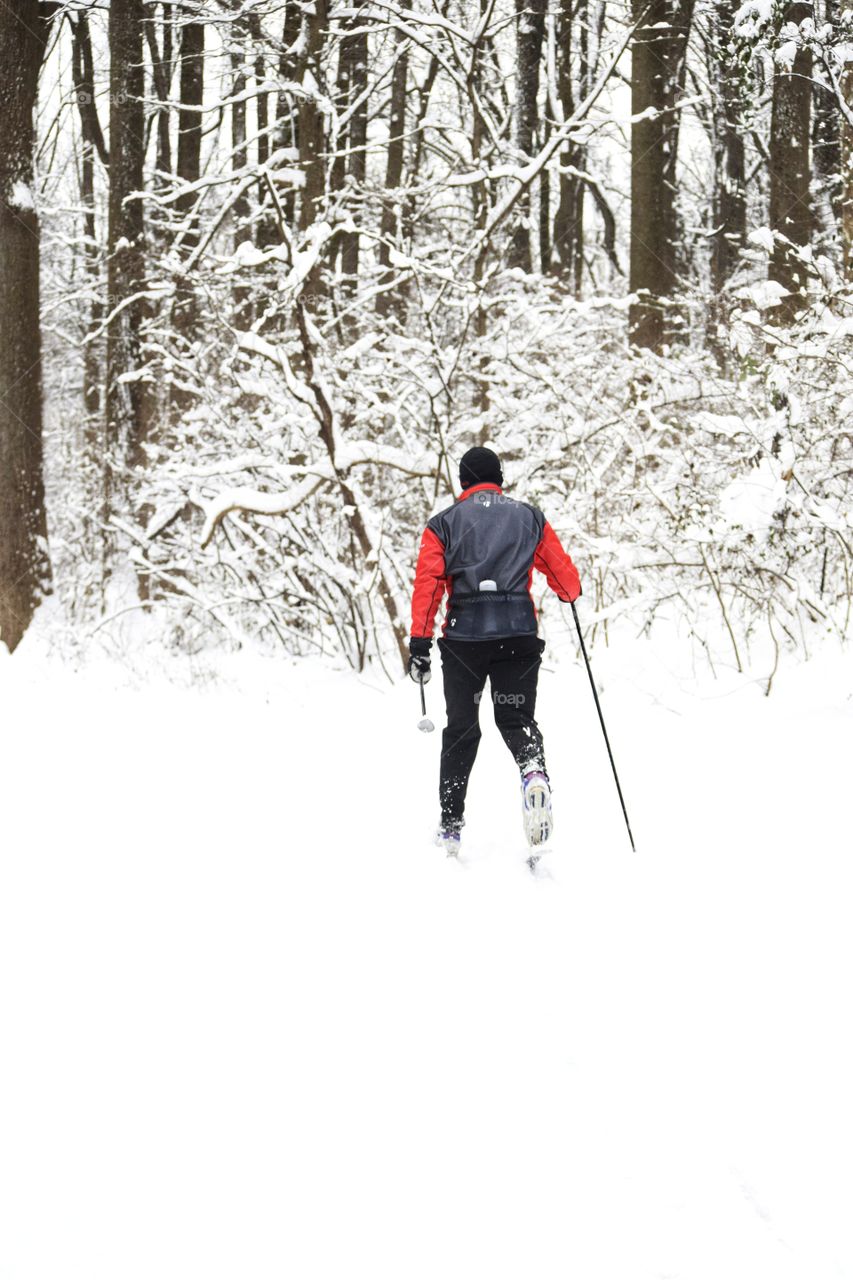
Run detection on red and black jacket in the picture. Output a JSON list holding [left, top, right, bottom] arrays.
[[410, 483, 581, 642]]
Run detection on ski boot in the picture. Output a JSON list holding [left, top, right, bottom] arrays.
[[521, 764, 553, 848], [434, 827, 462, 858]]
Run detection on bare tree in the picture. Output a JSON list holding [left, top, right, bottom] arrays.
[[106, 0, 151, 520], [0, 0, 52, 652], [768, 1, 813, 320], [376, 30, 409, 317], [812, 0, 841, 261], [509, 0, 548, 270], [707, 0, 747, 345], [173, 5, 203, 347], [629, 0, 694, 349]]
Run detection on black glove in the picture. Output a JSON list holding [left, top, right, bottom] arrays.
[[407, 636, 432, 683]]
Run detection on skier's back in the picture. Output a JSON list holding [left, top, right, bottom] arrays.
[[407, 447, 582, 854]]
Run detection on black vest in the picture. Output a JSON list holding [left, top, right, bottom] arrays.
[[428, 490, 545, 640]]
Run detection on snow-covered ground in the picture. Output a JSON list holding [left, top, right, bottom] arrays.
[[1, 624, 851, 1280]]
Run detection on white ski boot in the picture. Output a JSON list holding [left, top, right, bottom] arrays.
[[434, 828, 461, 858], [521, 765, 553, 848]]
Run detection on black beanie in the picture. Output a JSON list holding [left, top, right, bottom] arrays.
[[459, 446, 503, 491]]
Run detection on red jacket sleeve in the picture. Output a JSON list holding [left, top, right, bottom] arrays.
[[410, 526, 447, 638], [534, 521, 582, 603]]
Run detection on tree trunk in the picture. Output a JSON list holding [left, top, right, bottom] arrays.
[[812, 0, 841, 262], [768, 1, 813, 321], [552, 0, 588, 292], [106, 0, 150, 514], [842, 64, 853, 280], [171, 9, 203, 370], [147, 3, 174, 178], [509, 0, 547, 271], [708, 0, 747, 346], [539, 115, 551, 273], [298, 0, 327, 232], [277, 0, 302, 226], [0, 0, 51, 652], [628, 0, 693, 349], [376, 32, 408, 317], [71, 13, 105, 421], [231, 34, 252, 326], [339, 4, 368, 290], [71, 13, 106, 570]]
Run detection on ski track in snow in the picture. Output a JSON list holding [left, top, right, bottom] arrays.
[[1, 637, 851, 1280]]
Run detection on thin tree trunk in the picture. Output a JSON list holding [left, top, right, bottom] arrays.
[[0, 0, 51, 652], [297, 0, 328, 301], [628, 0, 693, 349], [173, 10, 203, 348], [768, 1, 813, 321], [708, 0, 747, 348], [146, 3, 174, 178], [552, 0, 589, 292], [106, 0, 150, 514], [340, 3, 368, 290], [509, 0, 547, 270], [71, 13, 105, 421], [71, 11, 106, 572], [812, 0, 841, 262], [298, 0, 327, 232], [277, 0, 301, 226], [539, 115, 551, 272], [231, 32, 252, 325], [376, 32, 408, 317], [842, 64, 853, 279]]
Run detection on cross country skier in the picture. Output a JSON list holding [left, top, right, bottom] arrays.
[[408, 447, 582, 856]]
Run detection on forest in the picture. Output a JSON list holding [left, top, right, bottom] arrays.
[[0, 0, 851, 677]]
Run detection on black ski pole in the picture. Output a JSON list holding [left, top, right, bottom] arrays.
[[570, 601, 636, 852], [417, 673, 435, 734]]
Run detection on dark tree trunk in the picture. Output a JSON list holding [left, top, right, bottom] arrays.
[[106, 0, 150, 511], [768, 1, 813, 320], [710, 0, 747, 287], [71, 11, 106, 569], [146, 3, 174, 178], [297, 0, 328, 302], [812, 0, 841, 261], [552, 0, 588, 292], [0, 0, 51, 652], [251, 13, 278, 249], [509, 0, 547, 271], [339, 4, 368, 290], [376, 32, 408, 317], [298, 0, 327, 232], [539, 115, 551, 273], [629, 0, 693, 350], [173, 11, 203, 343], [843, 64, 853, 280], [71, 13, 105, 421], [231, 32, 252, 325], [277, 0, 302, 226], [708, 0, 747, 347]]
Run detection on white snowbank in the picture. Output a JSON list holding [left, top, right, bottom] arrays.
[[1, 631, 851, 1279]]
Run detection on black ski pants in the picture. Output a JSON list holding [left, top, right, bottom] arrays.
[[438, 635, 546, 830]]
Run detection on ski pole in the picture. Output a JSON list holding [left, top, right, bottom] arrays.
[[417, 673, 435, 734], [570, 601, 636, 852]]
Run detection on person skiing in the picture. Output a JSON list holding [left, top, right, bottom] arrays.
[[408, 446, 582, 856]]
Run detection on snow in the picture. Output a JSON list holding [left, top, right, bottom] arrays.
[[748, 226, 777, 254], [737, 279, 791, 310], [719, 457, 788, 532], [1, 628, 851, 1280], [10, 181, 35, 212]]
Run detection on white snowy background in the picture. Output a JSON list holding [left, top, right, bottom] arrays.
[[2, 619, 850, 1280]]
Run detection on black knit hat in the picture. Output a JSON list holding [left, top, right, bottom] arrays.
[[459, 446, 503, 491]]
